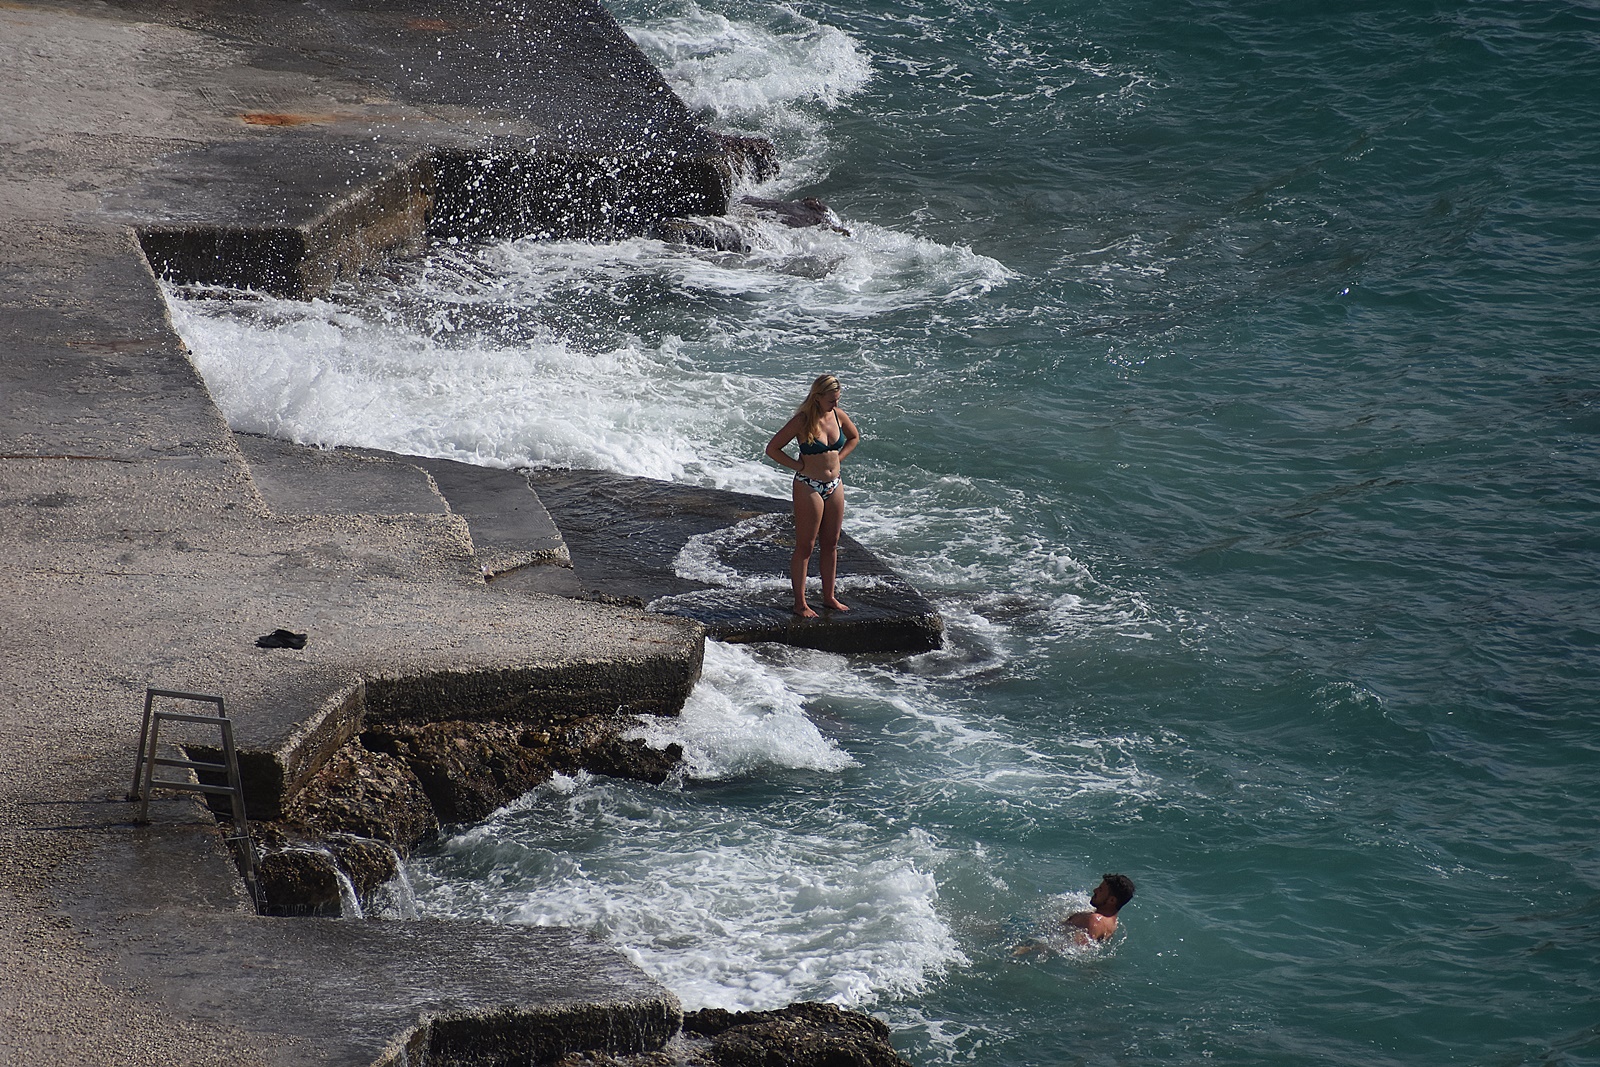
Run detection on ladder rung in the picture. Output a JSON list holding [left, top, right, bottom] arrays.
[[150, 756, 229, 773], [146, 688, 225, 703], [152, 711, 232, 726], [145, 779, 244, 798]]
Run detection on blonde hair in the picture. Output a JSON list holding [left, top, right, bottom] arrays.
[[795, 374, 842, 444]]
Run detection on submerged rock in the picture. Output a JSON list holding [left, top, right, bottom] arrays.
[[740, 196, 852, 235], [547, 1004, 910, 1067], [653, 216, 752, 253], [687, 1004, 910, 1067], [653, 194, 851, 254]]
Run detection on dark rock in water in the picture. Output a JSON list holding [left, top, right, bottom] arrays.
[[587, 732, 682, 784], [690, 1003, 910, 1067], [363, 719, 559, 825], [712, 132, 780, 184], [326, 834, 400, 899], [740, 196, 851, 235], [545, 715, 684, 785], [363, 715, 682, 825], [255, 847, 343, 917], [653, 216, 752, 253], [513, 470, 943, 655], [281, 744, 440, 853], [652, 192, 849, 255], [249, 830, 398, 915]]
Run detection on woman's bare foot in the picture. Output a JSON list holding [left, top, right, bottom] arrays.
[[823, 598, 849, 612], [795, 603, 819, 618]]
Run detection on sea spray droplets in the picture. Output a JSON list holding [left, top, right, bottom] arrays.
[[617, 0, 872, 191], [621, 1, 872, 123], [163, 217, 1015, 492]]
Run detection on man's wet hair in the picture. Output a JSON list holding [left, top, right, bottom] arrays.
[[1102, 873, 1136, 908]]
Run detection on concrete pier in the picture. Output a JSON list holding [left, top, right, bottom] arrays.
[[0, 0, 721, 1062]]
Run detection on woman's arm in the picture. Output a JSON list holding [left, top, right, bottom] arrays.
[[765, 415, 804, 471], [836, 409, 862, 460]]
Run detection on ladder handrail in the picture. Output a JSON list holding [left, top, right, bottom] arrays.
[[129, 689, 259, 909]]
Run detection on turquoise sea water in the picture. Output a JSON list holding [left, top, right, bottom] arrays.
[[169, 1, 1600, 1064]]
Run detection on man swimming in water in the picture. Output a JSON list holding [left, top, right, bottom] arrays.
[[1012, 873, 1136, 956], [1064, 873, 1135, 943]]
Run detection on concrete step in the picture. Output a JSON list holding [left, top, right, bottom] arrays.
[[235, 433, 449, 518], [374, 452, 570, 578], [240, 436, 574, 580]]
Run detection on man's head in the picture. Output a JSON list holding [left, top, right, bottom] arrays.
[[1094, 873, 1136, 913]]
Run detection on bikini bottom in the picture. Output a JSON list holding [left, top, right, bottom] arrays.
[[794, 474, 841, 500]]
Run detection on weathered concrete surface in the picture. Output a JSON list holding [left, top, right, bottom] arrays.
[[0, 0, 719, 1063], [513, 469, 946, 654]]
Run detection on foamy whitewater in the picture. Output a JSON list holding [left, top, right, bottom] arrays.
[[166, 0, 1600, 1063]]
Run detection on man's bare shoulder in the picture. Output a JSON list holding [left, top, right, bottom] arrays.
[[1065, 910, 1118, 942]]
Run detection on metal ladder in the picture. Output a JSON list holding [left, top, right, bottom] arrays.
[[128, 688, 259, 906]]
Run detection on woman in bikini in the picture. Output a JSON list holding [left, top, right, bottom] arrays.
[[764, 373, 861, 617]]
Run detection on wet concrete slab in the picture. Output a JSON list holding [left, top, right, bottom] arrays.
[[517, 469, 945, 655], [57, 794, 678, 1067]]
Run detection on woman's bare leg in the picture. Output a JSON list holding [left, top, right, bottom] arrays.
[[790, 480, 824, 616], [819, 485, 848, 611]]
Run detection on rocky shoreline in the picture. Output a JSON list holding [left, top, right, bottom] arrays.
[[249, 710, 683, 916]]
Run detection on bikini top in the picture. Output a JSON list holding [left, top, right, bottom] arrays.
[[797, 422, 846, 455]]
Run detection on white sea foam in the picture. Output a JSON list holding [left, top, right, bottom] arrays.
[[655, 637, 1163, 823], [411, 774, 967, 1012], [669, 514, 789, 589], [469, 219, 1015, 328], [628, 639, 856, 779], [162, 211, 1014, 494], [164, 285, 772, 486]]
